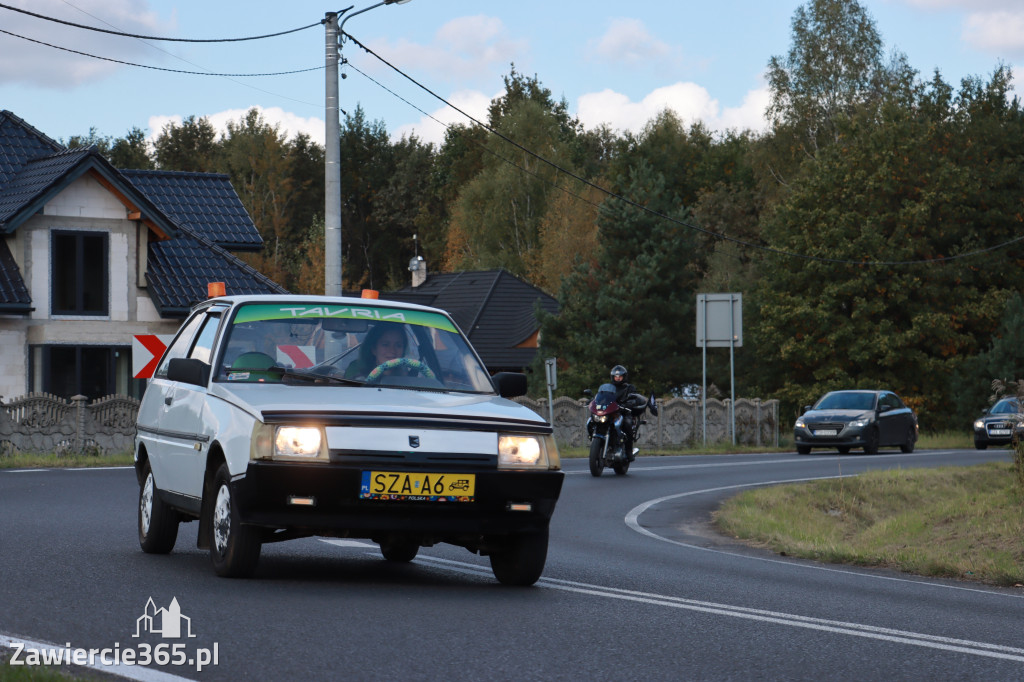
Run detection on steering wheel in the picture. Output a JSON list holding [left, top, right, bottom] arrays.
[[366, 358, 436, 383]]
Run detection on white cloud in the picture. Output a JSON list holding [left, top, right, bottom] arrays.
[[363, 16, 526, 84], [576, 82, 769, 137], [392, 89, 497, 146], [147, 106, 325, 145], [963, 11, 1024, 54], [0, 0, 173, 87], [588, 18, 673, 65]]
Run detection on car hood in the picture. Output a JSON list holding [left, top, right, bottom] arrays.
[[801, 409, 872, 422], [209, 383, 546, 427]]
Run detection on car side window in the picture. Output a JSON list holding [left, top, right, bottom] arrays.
[[154, 312, 206, 378], [189, 313, 222, 365]]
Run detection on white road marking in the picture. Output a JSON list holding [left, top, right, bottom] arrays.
[[401, 554, 1024, 663], [563, 449, 968, 474], [623, 476, 1024, 599]]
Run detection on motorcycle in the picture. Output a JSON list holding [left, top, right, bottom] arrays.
[[584, 383, 657, 477]]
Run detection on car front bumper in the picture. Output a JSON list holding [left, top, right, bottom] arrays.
[[232, 460, 564, 543], [793, 424, 869, 449]]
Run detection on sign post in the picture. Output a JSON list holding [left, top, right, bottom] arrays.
[[544, 357, 557, 425], [696, 294, 743, 445]]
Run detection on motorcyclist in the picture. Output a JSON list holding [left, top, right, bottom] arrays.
[[610, 365, 645, 460]]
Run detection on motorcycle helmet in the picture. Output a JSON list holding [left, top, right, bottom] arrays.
[[610, 365, 628, 383]]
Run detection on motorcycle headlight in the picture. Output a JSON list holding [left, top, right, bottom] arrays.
[[498, 434, 560, 470], [595, 415, 608, 423]]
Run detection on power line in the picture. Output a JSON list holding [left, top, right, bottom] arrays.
[[0, 28, 324, 77], [0, 2, 320, 42], [342, 31, 1024, 268]]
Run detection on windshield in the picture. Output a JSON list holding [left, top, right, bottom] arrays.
[[215, 302, 494, 392], [814, 391, 876, 411], [990, 398, 1020, 415]]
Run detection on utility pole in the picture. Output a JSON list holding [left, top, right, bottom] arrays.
[[324, 11, 342, 296]]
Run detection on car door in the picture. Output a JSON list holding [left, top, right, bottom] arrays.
[[159, 309, 225, 499], [140, 311, 207, 494], [877, 392, 907, 445]]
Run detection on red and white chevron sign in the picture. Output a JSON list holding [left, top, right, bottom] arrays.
[[132, 334, 175, 379]]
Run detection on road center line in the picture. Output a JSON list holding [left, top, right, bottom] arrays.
[[406, 554, 1024, 663]]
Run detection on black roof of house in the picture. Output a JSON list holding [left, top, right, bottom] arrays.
[[123, 170, 264, 251], [0, 110, 284, 316], [388, 269, 559, 371]]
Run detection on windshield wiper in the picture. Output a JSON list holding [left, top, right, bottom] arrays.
[[260, 365, 364, 386]]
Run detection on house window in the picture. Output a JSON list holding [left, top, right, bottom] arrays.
[[51, 230, 108, 315], [30, 345, 142, 400]]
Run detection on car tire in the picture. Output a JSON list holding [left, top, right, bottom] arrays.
[[489, 528, 548, 586], [138, 461, 179, 554], [796, 445, 811, 455], [379, 537, 419, 562], [588, 438, 605, 477], [899, 426, 916, 453], [863, 428, 880, 454], [208, 463, 262, 578], [837, 446, 850, 454], [974, 441, 988, 450]]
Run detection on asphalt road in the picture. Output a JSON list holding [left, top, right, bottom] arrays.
[[1, 448, 1022, 681]]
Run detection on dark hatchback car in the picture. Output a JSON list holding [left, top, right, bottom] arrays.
[[973, 397, 1024, 449], [794, 390, 918, 454]]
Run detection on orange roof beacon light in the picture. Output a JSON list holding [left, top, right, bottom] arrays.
[[207, 282, 226, 298], [361, 289, 379, 299]]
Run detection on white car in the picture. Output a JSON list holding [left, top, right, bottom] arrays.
[[134, 294, 563, 586]]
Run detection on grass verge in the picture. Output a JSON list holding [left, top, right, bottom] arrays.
[[713, 462, 1024, 586]]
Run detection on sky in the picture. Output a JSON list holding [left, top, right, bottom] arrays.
[[0, 0, 1022, 149]]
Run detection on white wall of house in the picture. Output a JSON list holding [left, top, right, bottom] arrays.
[[0, 174, 180, 400]]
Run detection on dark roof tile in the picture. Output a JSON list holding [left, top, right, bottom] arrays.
[[123, 170, 264, 250]]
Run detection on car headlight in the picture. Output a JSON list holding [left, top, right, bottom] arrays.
[[251, 423, 327, 461], [974, 419, 984, 429], [795, 419, 806, 429], [498, 434, 560, 470], [276, 426, 323, 457], [852, 416, 874, 427]]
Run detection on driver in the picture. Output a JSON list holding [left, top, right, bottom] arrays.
[[344, 323, 407, 380]]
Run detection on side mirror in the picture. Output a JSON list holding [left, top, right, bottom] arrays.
[[492, 372, 527, 398], [803, 405, 812, 413], [648, 393, 659, 417], [583, 389, 592, 397], [168, 357, 211, 388], [878, 404, 892, 413]]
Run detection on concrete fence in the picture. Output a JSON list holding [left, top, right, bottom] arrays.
[[0, 392, 780, 457], [0, 392, 140, 456], [514, 395, 780, 449]]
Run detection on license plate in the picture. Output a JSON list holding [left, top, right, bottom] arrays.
[[360, 471, 475, 502], [814, 429, 838, 436], [990, 429, 1011, 436]]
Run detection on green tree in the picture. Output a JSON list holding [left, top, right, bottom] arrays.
[[446, 69, 584, 277], [153, 115, 218, 172], [757, 66, 1024, 426], [537, 160, 703, 397], [108, 128, 154, 169]]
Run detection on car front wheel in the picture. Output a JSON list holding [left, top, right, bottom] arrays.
[[379, 537, 419, 562], [863, 428, 880, 454], [489, 528, 548, 586], [209, 463, 261, 578], [138, 461, 179, 554], [900, 426, 916, 453], [796, 445, 811, 455]]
